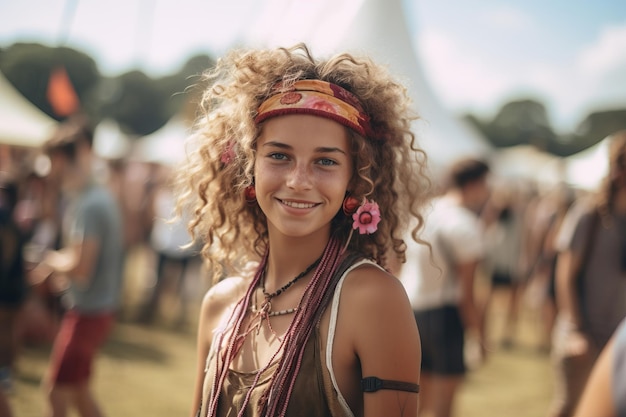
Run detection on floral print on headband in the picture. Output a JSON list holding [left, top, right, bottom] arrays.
[[255, 80, 373, 138]]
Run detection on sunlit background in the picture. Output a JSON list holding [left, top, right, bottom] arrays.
[[2, 2, 626, 416], [1, 0, 625, 188], [2, 0, 625, 128], [0, 0, 626, 186]]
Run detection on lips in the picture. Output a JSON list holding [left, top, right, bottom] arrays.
[[279, 199, 318, 209]]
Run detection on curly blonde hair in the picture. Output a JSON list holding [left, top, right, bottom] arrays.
[[176, 44, 431, 281]]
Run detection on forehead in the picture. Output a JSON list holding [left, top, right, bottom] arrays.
[[257, 114, 351, 151]]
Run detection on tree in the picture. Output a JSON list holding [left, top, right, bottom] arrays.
[[157, 53, 215, 121], [465, 99, 626, 157], [484, 99, 556, 149], [0, 43, 217, 136], [0, 43, 100, 121], [100, 70, 166, 136]]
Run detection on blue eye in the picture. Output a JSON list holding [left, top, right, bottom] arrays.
[[318, 158, 337, 166], [269, 153, 288, 160]]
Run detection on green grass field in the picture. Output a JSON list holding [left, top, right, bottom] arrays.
[[7, 250, 555, 416]]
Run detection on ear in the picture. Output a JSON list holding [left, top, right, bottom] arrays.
[[347, 175, 358, 194]]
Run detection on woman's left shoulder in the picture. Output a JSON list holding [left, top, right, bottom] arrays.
[[337, 261, 418, 353], [341, 261, 409, 308]]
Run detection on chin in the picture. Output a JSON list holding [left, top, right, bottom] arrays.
[[272, 222, 330, 240]]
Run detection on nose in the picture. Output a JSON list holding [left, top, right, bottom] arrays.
[[286, 162, 313, 190]]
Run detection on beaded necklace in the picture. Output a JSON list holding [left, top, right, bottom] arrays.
[[263, 257, 321, 298], [252, 257, 321, 318]]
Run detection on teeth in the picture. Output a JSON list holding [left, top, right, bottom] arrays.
[[282, 200, 316, 209]]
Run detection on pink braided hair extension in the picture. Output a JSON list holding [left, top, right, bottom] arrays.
[[262, 235, 346, 416]]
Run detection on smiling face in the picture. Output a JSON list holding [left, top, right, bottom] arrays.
[[254, 114, 354, 241]]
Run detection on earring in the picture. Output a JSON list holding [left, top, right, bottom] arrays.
[[244, 185, 257, 205], [342, 195, 360, 216]]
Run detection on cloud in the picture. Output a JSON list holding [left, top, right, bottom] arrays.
[[578, 25, 626, 77], [481, 6, 533, 31], [528, 24, 626, 127], [416, 29, 518, 114], [417, 21, 626, 130]]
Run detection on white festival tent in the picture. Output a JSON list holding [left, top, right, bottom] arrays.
[[487, 139, 610, 192], [242, 0, 610, 188], [0, 71, 58, 147], [564, 136, 610, 191], [491, 145, 564, 185], [132, 115, 193, 166], [243, 0, 491, 178], [336, 0, 491, 175], [93, 118, 132, 160]]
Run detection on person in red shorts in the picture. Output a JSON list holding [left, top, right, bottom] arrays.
[[31, 117, 124, 417]]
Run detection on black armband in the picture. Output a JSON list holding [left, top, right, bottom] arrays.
[[360, 376, 420, 393]]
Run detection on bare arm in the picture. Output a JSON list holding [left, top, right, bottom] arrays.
[[43, 237, 100, 286], [555, 250, 583, 329], [457, 260, 483, 342], [555, 249, 592, 356], [190, 291, 216, 417], [573, 335, 617, 417], [29, 236, 100, 291], [189, 277, 246, 417], [347, 266, 421, 417]]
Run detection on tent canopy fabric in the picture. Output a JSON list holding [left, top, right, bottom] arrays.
[[0, 71, 58, 148], [335, 0, 490, 175], [565, 136, 609, 191], [250, 0, 491, 178], [132, 115, 193, 166], [93, 118, 131, 160]]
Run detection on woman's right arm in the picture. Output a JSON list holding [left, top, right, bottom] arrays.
[[190, 277, 245, 417], [190, 290, 217, 417]]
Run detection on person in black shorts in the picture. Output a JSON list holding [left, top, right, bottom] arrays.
[[400, 158, 490, 417]]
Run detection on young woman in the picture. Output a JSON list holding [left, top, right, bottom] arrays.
[[180, 44, 430, 417], [550, 130, 626, 417]]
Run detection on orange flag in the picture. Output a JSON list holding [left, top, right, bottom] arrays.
[[46, 66, 80, 117]]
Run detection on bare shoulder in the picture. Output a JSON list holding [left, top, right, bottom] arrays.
[[341, 262, 409, 309], [338, 262, 415, 334], [199, 276, 249, 323], [337, 261, 420, 381], [339, 264, 416, 340]]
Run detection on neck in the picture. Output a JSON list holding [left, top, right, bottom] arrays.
[[264, 227, 330, 289], [445, 189, 465, 208], [64, 168, 92, 194]]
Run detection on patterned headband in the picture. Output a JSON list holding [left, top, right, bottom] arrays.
[[254, 80, 372, 138]]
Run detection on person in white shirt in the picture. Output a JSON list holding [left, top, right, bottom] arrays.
[[400, 157, 490, 417]]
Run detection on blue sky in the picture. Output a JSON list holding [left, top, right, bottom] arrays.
[[409, 0, 626, 130], [1, 0, 625, 131]]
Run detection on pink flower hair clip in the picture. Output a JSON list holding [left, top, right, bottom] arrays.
[[221, 141, 235, 165], [352, 198, 381, 234]]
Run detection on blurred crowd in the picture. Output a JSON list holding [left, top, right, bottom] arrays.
[[1, 116, 625, 417], [396, 129, 626, 417], [0, 116, 203, 416]]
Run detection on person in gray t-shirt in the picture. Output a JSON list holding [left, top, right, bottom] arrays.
[[31, 117, 123, 417]]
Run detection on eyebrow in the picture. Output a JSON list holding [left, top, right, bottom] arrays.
[[262, 141, 347, 155]]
